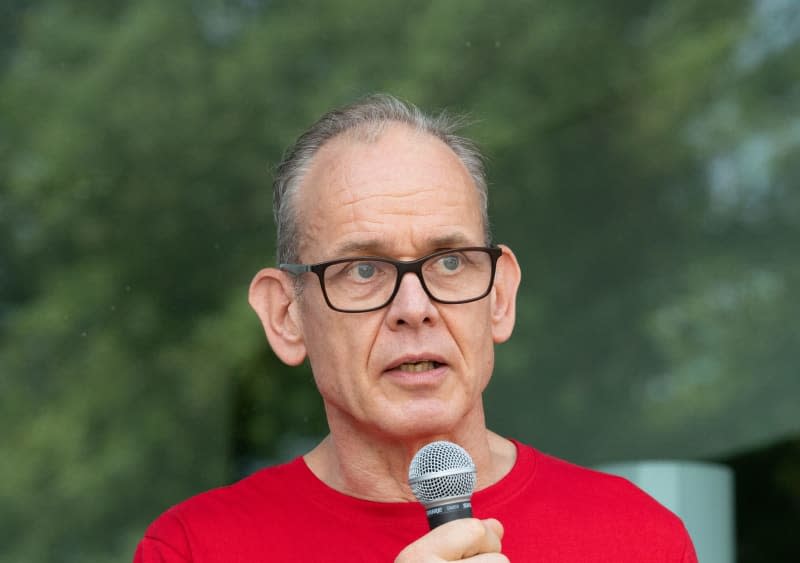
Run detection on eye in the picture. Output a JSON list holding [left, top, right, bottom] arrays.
[[349, 261, 377, 280], [426, 253, 465, 277], [439, 255, 461, 271]]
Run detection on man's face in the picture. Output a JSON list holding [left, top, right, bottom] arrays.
[[289, 124, 512, 440]]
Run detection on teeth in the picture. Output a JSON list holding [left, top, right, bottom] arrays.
[[398, 361, 438, 373]]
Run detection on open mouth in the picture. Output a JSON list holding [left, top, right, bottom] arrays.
[[396, 361, 443, 373]]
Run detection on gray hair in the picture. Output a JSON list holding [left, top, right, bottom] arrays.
[[273, 93, 490, 264]]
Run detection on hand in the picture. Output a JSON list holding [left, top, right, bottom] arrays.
[[395, 518, 509, 562]]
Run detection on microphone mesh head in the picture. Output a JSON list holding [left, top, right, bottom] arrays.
[[408, 441, 476, 506]]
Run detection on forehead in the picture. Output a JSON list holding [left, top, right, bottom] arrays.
[[294, 124, 484, 261]]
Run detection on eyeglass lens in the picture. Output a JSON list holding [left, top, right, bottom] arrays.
[[322, 249, 495, 312]]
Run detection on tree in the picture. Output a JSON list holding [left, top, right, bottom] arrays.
[[1, 1, 798, 561]]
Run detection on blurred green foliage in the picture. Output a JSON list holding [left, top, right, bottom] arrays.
[[1, 0, 798, 561]]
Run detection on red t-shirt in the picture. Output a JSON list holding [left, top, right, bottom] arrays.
[[135, 441, 697, 562]]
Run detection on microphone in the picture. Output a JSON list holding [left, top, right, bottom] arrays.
[[408, 441, 477, 529]]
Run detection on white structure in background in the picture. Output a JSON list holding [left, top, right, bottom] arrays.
[[597, 461, 735, 563]]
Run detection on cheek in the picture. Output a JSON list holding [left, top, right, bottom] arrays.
[[447, 306, 496, 371], [301, 306, 379, 381], [469, 328, 496, 393], [304, 323, 353, 405], [305, 322, 349, 373]]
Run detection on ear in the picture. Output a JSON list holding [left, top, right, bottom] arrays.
[[249, 268, 307, 366], [490, 245, 522, 344]]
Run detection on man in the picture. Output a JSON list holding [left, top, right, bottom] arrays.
[[135, 94, 697, 561]]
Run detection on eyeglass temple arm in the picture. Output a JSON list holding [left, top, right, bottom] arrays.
[[279, 263, 311, 275]]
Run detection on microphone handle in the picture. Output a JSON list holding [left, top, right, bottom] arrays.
[[426, 500, 473, 529]]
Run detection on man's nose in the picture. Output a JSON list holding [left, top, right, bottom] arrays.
[[385, 272, 439, 329]]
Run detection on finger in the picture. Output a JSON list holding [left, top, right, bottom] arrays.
[[459, 519, 504, 559], [463, 555, 510, 563], [394, 518, 506, 562], [482, 518, 504, 542]]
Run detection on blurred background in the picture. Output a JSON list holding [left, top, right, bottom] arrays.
[[1, 0, 798, 561]]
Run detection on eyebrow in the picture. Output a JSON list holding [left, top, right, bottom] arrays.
[[330, 233, 477, 258]]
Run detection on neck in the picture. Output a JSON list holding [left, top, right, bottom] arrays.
[[303, 405, 516, 503]]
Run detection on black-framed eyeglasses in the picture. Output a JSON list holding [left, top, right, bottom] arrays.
[[280, 246, 502, 313]]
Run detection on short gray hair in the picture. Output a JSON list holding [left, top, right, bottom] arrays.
[[273, 93, 490, 264]]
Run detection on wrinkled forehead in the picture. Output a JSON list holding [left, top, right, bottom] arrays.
[[292, 125, 485, 260]]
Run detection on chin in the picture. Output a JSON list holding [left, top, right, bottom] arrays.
[[375, 403, 461, 441]]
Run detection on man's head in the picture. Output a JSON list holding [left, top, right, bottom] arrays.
[[272, 94, 491, 265], [250, 94, 521, 441]]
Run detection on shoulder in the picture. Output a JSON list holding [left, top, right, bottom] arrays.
[[495, 443, 696, 560], [535, 446, 686, 536], [171, 457, 300, 518], [536, 446, 678, 517], [516, 442, 690, 535], [139, 457, 306, 552]]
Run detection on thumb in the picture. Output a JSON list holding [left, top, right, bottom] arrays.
[[483, 518, 504, 541]]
